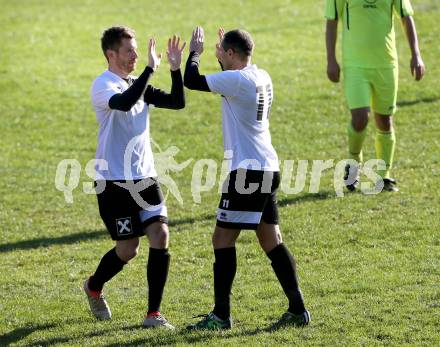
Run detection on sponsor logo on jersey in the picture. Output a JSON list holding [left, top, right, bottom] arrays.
[[363, 0, 378, 9]]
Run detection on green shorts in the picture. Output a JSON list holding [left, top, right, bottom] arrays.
[[343, 67, 398, 115]]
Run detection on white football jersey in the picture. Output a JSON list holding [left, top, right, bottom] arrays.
[[91, 70, 156, 180], [206, 65, 279, 172]]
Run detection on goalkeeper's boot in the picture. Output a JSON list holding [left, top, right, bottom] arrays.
[[83, 278, 111, 320], [187, 312, 232, 330], [344, 163, 360, 192]]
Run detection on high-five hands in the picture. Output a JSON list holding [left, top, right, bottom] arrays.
[[167, 35, 186, 71], [190, 26, 204, 54], [215, 27, 225, 60], [148, 38, 161, 71]]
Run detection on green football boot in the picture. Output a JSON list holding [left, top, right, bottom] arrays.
[[187, 312, 232, 330], [273, 310, 311, 328]]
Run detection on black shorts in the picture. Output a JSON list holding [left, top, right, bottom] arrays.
[[96, 178, 168, 240], [216, 169, 280, 230]]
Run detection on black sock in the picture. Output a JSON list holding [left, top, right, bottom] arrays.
[[88, 247, 126, 292], [147, 248, 170, 314], [267, 243, 306, 315], [213, 247, 237, 320]]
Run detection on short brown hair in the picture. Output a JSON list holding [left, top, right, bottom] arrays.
[[222, 29, 254, 58], [101, 26, 135, 60]]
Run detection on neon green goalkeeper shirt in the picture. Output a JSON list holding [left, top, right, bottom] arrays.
[[325, 0, 414, 68]]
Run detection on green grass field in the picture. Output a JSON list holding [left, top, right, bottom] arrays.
[[1, 0, 439, 345]]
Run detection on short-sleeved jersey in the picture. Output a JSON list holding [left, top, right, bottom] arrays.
[[91, 70, 156, 180], [325, 0, 414, 68], [206, 65, 279, 172]]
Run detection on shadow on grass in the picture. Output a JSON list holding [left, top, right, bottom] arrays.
[[105, 326, 267, 347], [278, 190, 335, 207], [0, 230, 106, 253], [0, 324, 57, 346], [23, 324, 139, 347], [168, 213, 216, 227], [19, 325, 265, 346], [0, 213, 215, 253], [104, 322, 305, 346], [397, 96, 440, 107], [0, 312, 304, 347], [0, 192, 334, 253], [4, 319, 302, 346]]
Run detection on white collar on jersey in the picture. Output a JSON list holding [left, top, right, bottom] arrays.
[[105, 69, 134, 85], [242, 64, 257, 71]]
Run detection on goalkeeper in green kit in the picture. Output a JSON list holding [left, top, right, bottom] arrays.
[[325, 0, 425, 192]]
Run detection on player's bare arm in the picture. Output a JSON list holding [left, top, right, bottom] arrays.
[[144, 35, 186, 109], [325, 19, 340, 83], [402, 16, 425, 81]]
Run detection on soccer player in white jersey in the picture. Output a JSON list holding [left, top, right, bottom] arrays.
[[85, 26, 185, 329], [184, 27, 310, 329]]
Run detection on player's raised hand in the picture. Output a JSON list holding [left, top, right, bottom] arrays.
[[327, 59, 340, 83], [167, 35, 186, 71], [218, 28, 225, 42], [215, 27, 225, 59], [190, 26, 204, 54], [148, 38, 161, 71], [410, 54, 425, 81]]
